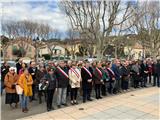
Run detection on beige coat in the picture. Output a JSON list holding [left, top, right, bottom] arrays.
[[69, 68, 81, 88]]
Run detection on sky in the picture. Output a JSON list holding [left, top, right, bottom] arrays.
[[1, 0, 69, 38], [1, 0, 159, 38]]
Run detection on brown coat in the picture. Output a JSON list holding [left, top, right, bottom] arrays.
[[4, 72, 19, 93]]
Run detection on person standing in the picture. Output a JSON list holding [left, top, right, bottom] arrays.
[[4, 67, 19, 109], [1, 62, 10, 95], [156, 59, 160, 87], [18, 69, 33, 113], [28, 61, 38, 101], [36, 66, 47, 104], [106, 62, 116, 95], [55, 61, 69, 108], [131, 61, 141, 88], [140, 60, 149, 87], [19, 63, 28, 75], [101, 63, 109, 96], [120, 61, 130, 91], [69, 62, 81, 105], [92, 61, 103, 99], [42, 68, 57, 111], [111, 59, 121, 93], [16, 58, 23, 74], [81, 61, 93, 103]]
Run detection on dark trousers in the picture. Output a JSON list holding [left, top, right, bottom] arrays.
[[95, 84, 101, 98], [153, 74, 159, 86], [115, 79, 121, 92], [148, 72, 152, 83], [82, 85, 92, 101], [101, 84, 106, 96], [70, 88, 78, 101], [46, 89, 55, 109], [141, 76, 147, 87], [121, 80, 128, 90], [38, 90, 47, 104]]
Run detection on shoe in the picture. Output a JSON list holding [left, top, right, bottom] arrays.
[[25, 107, 29, 111], [87, 98, 93, 101], [47, 108, 51, 112], [74, 101, 78, 105], [99, 96, 102, 99], [15, 103, 18, 108], [57, 105, 61, 108], [71, 101, 74, 105], [62, 103, 68, 106], [51, 106, 54, 110], [22, 108, 28, 113], [83, 100, 86, 103]]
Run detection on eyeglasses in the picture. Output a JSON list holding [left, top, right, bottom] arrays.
[[10, 70, 15, 71]]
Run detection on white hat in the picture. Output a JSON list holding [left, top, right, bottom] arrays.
[[9, 67, 16, 71]]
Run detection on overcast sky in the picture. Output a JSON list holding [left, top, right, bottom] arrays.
[[1, 0, 69, 38]]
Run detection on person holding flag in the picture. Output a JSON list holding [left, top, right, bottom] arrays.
[[68, 61, 81, 105]]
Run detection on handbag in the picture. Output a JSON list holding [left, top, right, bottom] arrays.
[[16, 85, 23, 94], [39, 81, 49, 91]]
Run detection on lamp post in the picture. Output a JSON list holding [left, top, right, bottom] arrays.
[[33, 37, 39, 63]]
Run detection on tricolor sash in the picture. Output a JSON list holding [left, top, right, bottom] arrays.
[[107, 68, 115, 76], [57, 66, 69, 78], [96, 67, 102, 77], [82, 66, 92, 78], [70, 68, 80, 78]]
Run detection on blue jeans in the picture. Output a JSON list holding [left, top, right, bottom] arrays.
[[19, 94, 28, 109]]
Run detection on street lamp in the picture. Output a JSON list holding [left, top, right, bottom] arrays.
[[33, 37, 39, 63]]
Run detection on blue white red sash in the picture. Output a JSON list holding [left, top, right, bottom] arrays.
[[82, 66, 92, 78], [57, 66, 69, 78], [70, 68, 80, 78], [96, 67, 102, 77], [107, 68, 115, 76]]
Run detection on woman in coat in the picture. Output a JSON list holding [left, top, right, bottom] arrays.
[[4, 67, 19, 108], [18, 69, 33, 113], [69, 62, 81, 105], [92, 61, 103, 99], [41, 68, 57, 111]]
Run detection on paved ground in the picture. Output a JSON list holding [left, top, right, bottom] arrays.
[[14, 87, 160, 120]]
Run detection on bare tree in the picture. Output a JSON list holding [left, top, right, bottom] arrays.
[[59, 1, 134, 59]]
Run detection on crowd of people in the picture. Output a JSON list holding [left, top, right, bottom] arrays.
[[1, 58, 160, 113]]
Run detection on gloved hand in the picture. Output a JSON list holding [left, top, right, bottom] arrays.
[[11, 84, 16, 89]]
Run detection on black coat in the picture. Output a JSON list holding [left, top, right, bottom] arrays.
[[120, 66, 130, 81], [44, 74, 57, 90], [81, 67, 93, 88], [16, 62, 22, 74], [156, 63, 160, 76], [55, 67, 69, 88], [140, 63, 149, 77], [28, 67, 38, 81]]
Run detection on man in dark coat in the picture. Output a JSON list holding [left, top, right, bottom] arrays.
[[140, 60, 149, 87], [28, 61, 38, 101], [16, 58, 22, 74], [81, 61, 93, 103], [111, 59, 121, 93], [55, 60, 69, 108]]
